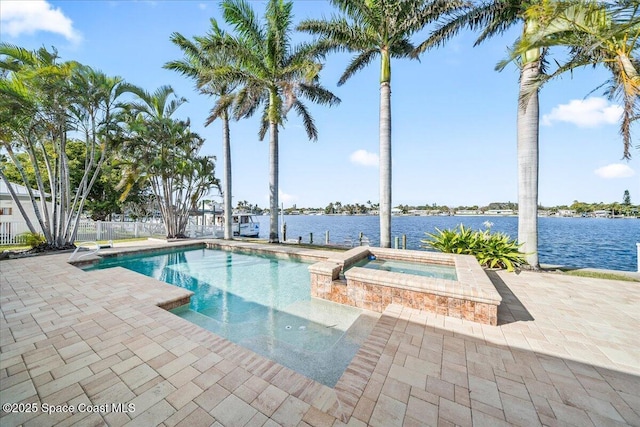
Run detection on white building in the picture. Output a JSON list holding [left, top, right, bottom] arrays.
[[558, 209, 576, 217], [0, 181, 48, 242], [485, 209, 515, 215]]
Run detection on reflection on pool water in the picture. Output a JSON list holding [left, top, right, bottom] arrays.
[[84, 247, 377, 386]]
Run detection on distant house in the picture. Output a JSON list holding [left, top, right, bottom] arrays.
[[0, 181, 48, 241], [592, 210, 610, 218], [485, 209, 515, 216], [557, 209, 576, 217], [455, 210, 481, 216]]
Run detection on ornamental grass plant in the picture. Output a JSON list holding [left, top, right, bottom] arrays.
[[422, 223, 526, 272], [16, 232, 46, 248]]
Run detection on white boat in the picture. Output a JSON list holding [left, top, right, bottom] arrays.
[[232, 213, 260, 237], [211, 213, 260, 238]]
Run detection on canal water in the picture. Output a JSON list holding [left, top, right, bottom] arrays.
[[255, 215, 639, 272]]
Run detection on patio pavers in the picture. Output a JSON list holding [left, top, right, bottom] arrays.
[[1, 241, 639, 426]]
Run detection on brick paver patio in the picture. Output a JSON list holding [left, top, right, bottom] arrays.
[[1, 241, 638, 426]]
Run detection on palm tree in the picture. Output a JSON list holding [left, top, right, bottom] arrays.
[[166, 22, 239, 240], [298, 0, 466, 248], [67, 65, 125, 241], [509, 0, 639, 159], [415, 0, 565, 269], [202, 0, 340, 243], [0, 44, 126, 247], [117, 85, 219, 238]]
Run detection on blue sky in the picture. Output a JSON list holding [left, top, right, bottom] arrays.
[[1, 0, 638, 209]]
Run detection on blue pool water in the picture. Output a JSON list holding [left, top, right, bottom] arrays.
[[84, 247, 377, 386], [351, 257, 458, 280]]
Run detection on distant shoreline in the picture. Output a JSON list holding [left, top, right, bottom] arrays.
[[278, 213, 640, 219]]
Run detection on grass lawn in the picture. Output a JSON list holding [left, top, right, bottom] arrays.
[[560, 269, 639, 282], [0, 244, 30, 251]]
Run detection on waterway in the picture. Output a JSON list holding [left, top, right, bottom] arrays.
[[254, 215, 639, 272]]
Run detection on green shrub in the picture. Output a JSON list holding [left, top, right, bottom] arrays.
[[422, 224, 526, 272], [16, 232, 46, 248]]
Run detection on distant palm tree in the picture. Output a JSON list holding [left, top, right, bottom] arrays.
[[416, 0, 558, 269], [166, 23, 238, 240], [203, 0, 340, 243], [298, 0, 466, 248]]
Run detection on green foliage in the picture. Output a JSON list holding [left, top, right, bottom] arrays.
[[0, 44, 128, 247], [422, 224, 526, 272], [16, 232, 46, 248], [116, 85, 219, 238]]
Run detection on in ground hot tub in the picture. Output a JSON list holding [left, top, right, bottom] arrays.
[[309, 246, 502, 325], [349, 256, 457, 281]]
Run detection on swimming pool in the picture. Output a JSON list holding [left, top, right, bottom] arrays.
[[84, 247, 377, 386]]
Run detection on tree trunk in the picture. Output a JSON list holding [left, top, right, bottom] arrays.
[[0, 170, 38, 234], [4, 143, 49, 239], [379, 50, 392, 248], [269, 120, 279, 243], [517, 45, 541, 269], [222, 112, 233, 240]]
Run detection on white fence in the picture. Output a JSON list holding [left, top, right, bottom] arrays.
[[0, 220, 166, 245], [0, 221, 32, 245]]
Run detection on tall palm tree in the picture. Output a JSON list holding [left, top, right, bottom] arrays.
[[298, 0, 466, 248], [166, 22, 239, 240], [509, 0, 639, 159], [203, 0, 340, 243], [415, 0, 560, 269]]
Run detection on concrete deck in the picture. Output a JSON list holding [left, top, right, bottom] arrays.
[[1, 240, 639, 426]]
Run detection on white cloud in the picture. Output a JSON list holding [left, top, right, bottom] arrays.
[[594, 163, 636, 179], [198, 3, 207, 10], [278, 190, 296, 205], [350, 149, 379, 167], [542, 97, 622, 128], [0, 0, 81, 43]]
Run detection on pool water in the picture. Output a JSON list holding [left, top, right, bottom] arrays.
[[84, 248, 377, 387], [352, 257, 457, 280]]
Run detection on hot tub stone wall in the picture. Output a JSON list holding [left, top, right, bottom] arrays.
[[309, 248, 501, 326]]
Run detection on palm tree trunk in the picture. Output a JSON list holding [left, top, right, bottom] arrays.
[[222, 112, 233, 240], [517, 55, 541, 269], [379, 50, 392, 248], [269, 120, 279, 243], [33, 138, 53, 240]]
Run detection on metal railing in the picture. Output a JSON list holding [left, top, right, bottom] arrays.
[[68, 241, 111, 262]]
